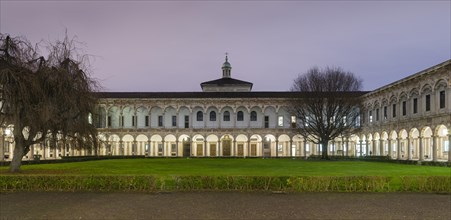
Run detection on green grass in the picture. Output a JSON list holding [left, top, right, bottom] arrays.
[[1, 158, 450, 177]]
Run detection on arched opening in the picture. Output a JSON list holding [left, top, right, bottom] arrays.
[[263, 134, 276, 157], [435, 125, 449, 161], [206, 134, 219, 157], [249, 134, 262, 157], [136, 134, 149, 156], [178, 134, 191, 157], [150, 135, 163, 156], [220, 134, 234, 157], [192, 134, 205, 157]]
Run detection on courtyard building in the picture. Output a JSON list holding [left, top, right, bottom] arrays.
[[1, 58, 450, 162]]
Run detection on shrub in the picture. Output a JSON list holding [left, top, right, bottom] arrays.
[[1, 175, 449, 193]]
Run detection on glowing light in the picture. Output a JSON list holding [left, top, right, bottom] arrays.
[[4, 128, 11, 136]]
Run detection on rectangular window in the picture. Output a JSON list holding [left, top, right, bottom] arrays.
[[132, 116, 136, 127], [145, 116, 149, 127], [425, 94, 431, 111], [172, 115, 177, 127], [392, 104, 396, 118], [237, 111, 244, 121], [264, 116, 269, 128], [439, 91, 445, 109], [383, 106, 387, 120], [223, 112, 230, 121], [278, 116, 284, 127], [158, 116, 163, 127], [121, 116, 124, 127], [402, 101, 406, 116], [184, 115, 189, 128], [291, 116, 296, 128], [369, 110, 373, 123], [376, 109, 379, 121], [413, 98, 418, 114], [107, 116, 112, 127]]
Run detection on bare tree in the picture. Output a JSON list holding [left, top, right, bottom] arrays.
[[290, 67, 364, 159], [0, 33, 98, 172]]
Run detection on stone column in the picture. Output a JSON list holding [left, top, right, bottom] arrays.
[[276, 140, 279, 157], [448, 134, 451, 162], [359, 140, 363, 157], [30, 144, 35, 160], [204, 140, 207, 157], [407, 137, 412, 160], [419, 137, 423, 162], [372, 139, 376, 156], [331, 141, 335, 156], [218, 141, 222, 157], [43, 141, 46, 159], [432, 135, 437, 162], [365, 140, 369, 156], [289, 140, 293, 157], [304, 140, 307, 159], [388, 139, 392, 159], [344, 138, 349, 156], [379, 140, 384, 156], [147, 140, 151, 156], [176, 140, 179, 157], [119, 140, 123, 156], [133, 141, 137, 155], [232, 140, 236, 157], [397, 138, 401, 160], [248, 139, 251, 157]]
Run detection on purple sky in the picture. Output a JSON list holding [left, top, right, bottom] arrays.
[[1, 1, 450, 92]]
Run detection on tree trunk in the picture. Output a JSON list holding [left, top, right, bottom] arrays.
[[9, 140, 24, 173], [321, 140, 329, 160]]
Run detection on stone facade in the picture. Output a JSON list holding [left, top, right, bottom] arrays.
[[1, 59, 450, 162], [358, 60, 450, 161]]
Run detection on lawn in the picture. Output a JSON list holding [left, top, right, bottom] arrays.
[[1, 158, 450, 177]]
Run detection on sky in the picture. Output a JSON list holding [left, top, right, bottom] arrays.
[[1, 1, 450, 92]]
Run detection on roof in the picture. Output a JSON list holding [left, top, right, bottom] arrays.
[[363, 59, 450, 97], [200, 77, 253, 87], [96, 91, 369, 99]]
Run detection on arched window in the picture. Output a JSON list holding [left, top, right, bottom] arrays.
[[210, 111, 216, 121], [197, 111, 203, 121], [237, 111, 244, 121], [250, 111, 257, 121], [223, 111, 230, 121]]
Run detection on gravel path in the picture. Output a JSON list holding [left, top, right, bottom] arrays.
[[1, 192, 450, 219]]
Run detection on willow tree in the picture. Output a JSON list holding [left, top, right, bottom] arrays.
[[290, 67, 364, 159], [0, 33, 98, 172]]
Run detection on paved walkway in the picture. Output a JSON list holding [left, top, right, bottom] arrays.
[[1, 192, 450, 219]]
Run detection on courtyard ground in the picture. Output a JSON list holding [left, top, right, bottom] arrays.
[[1, 192, 450, 219]]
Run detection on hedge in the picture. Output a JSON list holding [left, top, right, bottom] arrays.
[[1, 175, 450, 193]]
